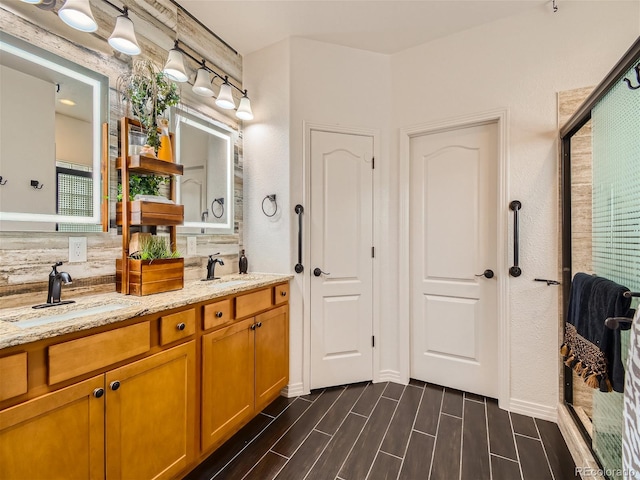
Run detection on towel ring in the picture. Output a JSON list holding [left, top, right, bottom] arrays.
[[262, 194, 278, 217], [211, 198, 224, 219]]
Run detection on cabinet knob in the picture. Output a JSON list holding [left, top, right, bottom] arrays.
[[110, 381, 121, 391], [215, 311, 223, 318], [177, 322, 186, 331], [280, 291, 287, 297], [256, 322, 262, 328], [93, 388, 104, 398], [250, 323, 257, 330]]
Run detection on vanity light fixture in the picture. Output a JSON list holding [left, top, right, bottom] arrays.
[[236, 91, 254, 120], [163, 42, 189, 83], [58, 0, 98, 32], [108, 6, 141, 56], [192, 61, 215, 97], [215, 78, 236, 110], [165, 41, 254, 120]]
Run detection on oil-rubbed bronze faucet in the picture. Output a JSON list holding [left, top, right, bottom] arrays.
[[206, 254, 224, 280], [47, 262, 73, 304]]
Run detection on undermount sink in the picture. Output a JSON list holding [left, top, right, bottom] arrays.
[[1, 301, 138, 329], [204, 279, 250, 289]]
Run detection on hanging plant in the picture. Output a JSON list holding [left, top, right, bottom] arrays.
[[117, 60, 180, 151]]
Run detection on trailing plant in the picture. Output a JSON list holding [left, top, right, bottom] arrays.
[[130, 235, 181, 260], [117, 174, 168, 202], [117, 60, 180, 151]]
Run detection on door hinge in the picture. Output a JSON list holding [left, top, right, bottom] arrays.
[[372, 157, 375, 169], [372, 336, 375, 347], [372, 246, 375, 258]]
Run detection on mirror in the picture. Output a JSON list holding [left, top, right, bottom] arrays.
[[0, 33, 108, 232], [174, 108, 236, 234]]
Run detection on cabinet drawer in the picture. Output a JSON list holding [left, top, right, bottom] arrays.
[[203, 299, 233, 330], [48, 322, 150, 385], [0, 352, 28, 401], [160, 309, 196, 346], [235, 288, 272, 319], [274, 283, 290, 305]]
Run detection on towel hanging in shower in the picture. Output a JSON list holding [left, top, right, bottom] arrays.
[[561, 272, 632, 392]]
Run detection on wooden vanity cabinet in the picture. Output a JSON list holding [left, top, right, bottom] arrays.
[[201, 286, 290, 453], [201, 318, 256, 452], [0, 376, 105, 480], [0, 281, 289, 479], [255, 305, 289, 412], [0, 336, 195, 480], [106, 341, 196, 480]]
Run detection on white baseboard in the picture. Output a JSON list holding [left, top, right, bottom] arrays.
[[282, 382, 305, 398], [377, 369, 405, 384], [509, 398, 557, 422]]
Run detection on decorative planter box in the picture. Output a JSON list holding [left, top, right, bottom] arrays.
[[116, 257, 184, 296], [116, 201, 184, 226]]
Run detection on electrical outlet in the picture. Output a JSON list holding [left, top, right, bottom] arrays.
[[69, 237, 87, 263], [187, 236, 197, 256]]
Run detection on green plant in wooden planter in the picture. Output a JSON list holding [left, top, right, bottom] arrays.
[[130, 235, 181, 260]]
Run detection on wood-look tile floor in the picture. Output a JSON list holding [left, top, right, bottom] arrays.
[[185, 380, 579, 480]]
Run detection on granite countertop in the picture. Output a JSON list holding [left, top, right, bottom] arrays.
[[0, 273, 293, 349]]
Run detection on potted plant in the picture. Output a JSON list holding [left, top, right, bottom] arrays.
[[116, 235, 183, 296], [117, 60, 180, 152]]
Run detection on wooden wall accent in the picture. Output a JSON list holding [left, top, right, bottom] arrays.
[[0, 0, 244, 303]]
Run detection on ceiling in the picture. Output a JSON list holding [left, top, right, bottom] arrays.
[[178, 0, 548, 56]]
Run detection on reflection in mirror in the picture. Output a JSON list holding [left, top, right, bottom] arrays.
[[0, 33, 108, 232], [174, 108, 236, 234]]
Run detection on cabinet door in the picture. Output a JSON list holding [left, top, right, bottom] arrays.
[[201, 317, 255, 453], [255, 305, 289, 412], [0, 376, 105, 480], [105, 342, 195, 480]]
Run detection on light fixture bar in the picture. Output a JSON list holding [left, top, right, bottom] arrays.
[[172, 40, 245, 96]]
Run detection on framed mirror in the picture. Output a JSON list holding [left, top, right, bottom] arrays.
[[174, 107, 236, 234], [0, 33, 108, 232]]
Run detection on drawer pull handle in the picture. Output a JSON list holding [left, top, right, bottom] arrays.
[[93, 388, 105, 398], [215, 311, 223, 318], [177, 322, 186, 331], [110, 381, 121, 391], [280, 291, 287, 297]]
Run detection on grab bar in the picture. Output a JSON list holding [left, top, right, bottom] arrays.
[[294, 204, 304, 273], [509, 200, 522, 277]]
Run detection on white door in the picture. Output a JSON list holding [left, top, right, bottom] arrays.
[[410, 122, 498, 397], [310, 130, 374, 389]]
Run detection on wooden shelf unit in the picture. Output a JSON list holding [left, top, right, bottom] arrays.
[[117, 117, 183, 295]]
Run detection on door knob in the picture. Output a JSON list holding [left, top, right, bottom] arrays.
[[313, 268, 330, 277], [475, 269, 494, 279]]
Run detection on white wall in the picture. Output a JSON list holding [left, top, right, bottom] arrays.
[[391, 0, 639, 416], [244, 1, 640, 414]]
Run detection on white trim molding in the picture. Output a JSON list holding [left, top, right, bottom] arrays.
[[398, 108, 511, 407], [378, 370, 404, 384], [302, 121, 382, 393], [283, 382, 305, 398], [509, 398, 557, 422]]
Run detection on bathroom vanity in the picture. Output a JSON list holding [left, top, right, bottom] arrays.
[[0, 274, 291, 479]]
